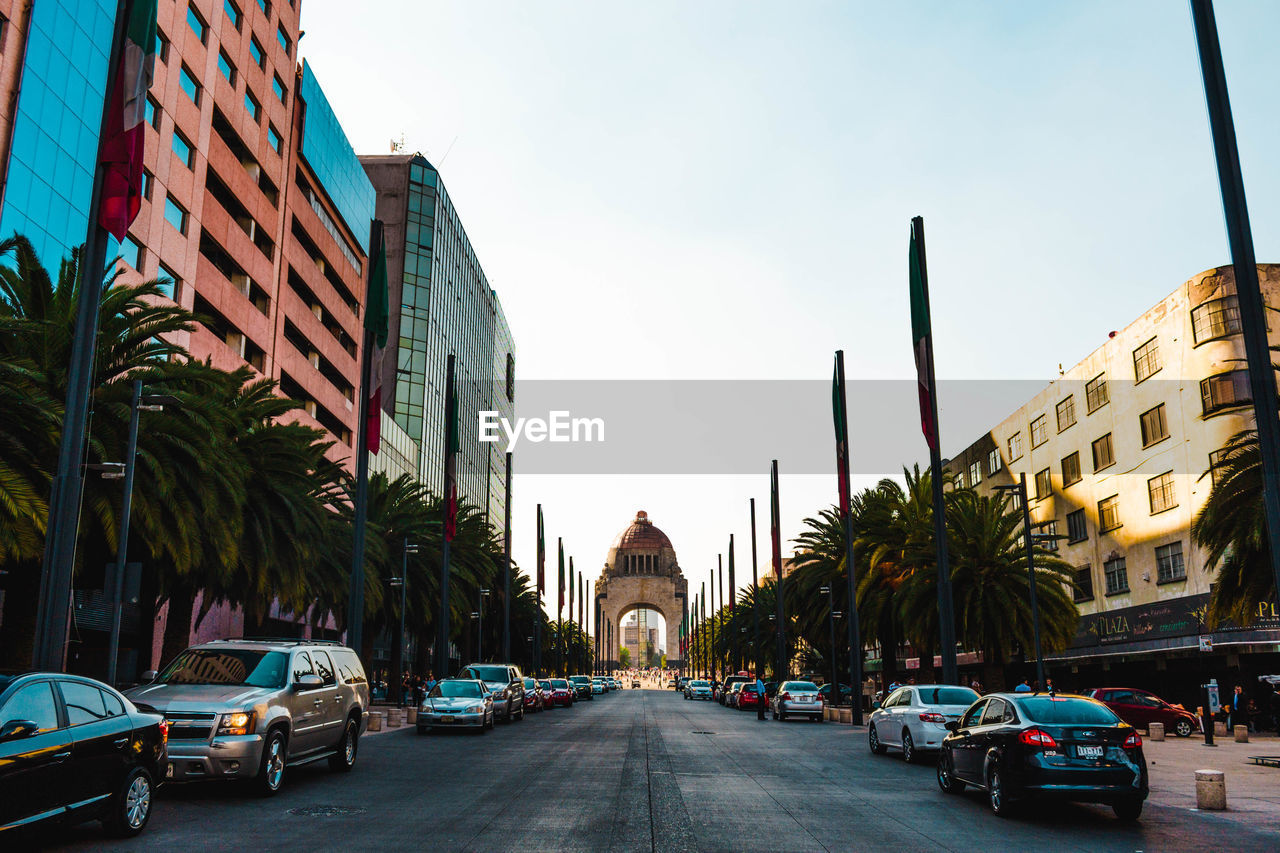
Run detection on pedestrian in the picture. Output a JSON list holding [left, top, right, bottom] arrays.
[[1014, 679, 1032, 693], [755, 674, 768, 721], [1228, 684, 1249, 731], [1045, 678, 1055, 694]]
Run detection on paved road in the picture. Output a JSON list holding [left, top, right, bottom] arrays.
[[40, 687, 1279, 851]]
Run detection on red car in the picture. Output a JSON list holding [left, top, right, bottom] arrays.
[[540, 679, 575, 707], [737, 684, 765, 711], [522, 677, 547, 713], [1081, 687, 1200, 738]]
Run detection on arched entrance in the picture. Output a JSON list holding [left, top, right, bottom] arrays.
[[594, 512, 687, 672]]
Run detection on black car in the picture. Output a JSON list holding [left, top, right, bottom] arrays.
[[0, 672, 167, 837], [568, 675, 594, 701], [937, 693, 1148, 820]]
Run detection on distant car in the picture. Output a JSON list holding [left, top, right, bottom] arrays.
[[0, 672, 167, 837], [568, 675, 594, 701], [520, 678, 546, 713], [631, 678, 641, 689], [1080, 688, 1199, 738], [685, 680, 713, 700], [607, 677, 620, 691], [937, 693, 1148, 820], [677, 677, 690, 692], [457, 664, 525, 723], [590, 678, 605, 695], [868, 685, 980, 762], [668, 677, 678, 689], [771, 681, 824, 722], [817, 683, 854, 704], [737, 682, 765, 712], [726, 682, 748, 708], [718, 675, 753, 705], [540, 679, 575, 707], [417, 679, 494, 734]]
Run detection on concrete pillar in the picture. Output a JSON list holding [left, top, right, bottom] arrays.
[[1148, 722, 1165, 741], [406, 707, 418, 724], [1214, 720, 1227, 737], [1195, 769, 1227, 810], [367, 711, 383, 732], [1233, 725, 1249, 743], [385, 707, 402, 727]]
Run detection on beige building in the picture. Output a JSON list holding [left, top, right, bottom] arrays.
[[946, 264, 1280, 697]]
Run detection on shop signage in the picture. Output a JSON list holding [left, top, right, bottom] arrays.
[[1072, 593, 1279, 649]]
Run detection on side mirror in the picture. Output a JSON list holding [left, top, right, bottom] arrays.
[[141, 670, 158, 683], [944, 720, 960, 733], [295, 674, 323, 690], [0, 720, 40, 741]]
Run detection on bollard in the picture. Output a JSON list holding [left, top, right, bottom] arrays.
[[1214, 721, 1227, 737], [385, 707, 402, 727], [1233, 725, 1248, 743], [838, 707, 852, 725], [406, 707, 418, 724], [1149, 722, 1165, 741], [1195, 769, 1227, 810], [367, 711, 383, 732]]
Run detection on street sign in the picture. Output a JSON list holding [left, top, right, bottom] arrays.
[[1206, 680, 1221, 714], [1199, 635, 1213, 652]]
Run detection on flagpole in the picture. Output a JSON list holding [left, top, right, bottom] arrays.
[[911, 216, 959, 685], [535, 503, 543, 677], [1190, 0, 1280, 610], [437, 354, 456, 681], [750, 498, 760, 680], [728, 535, 737, 675], [835, 350, 864, 724], [502, 452, 512, 661], [771, 460, 787, 681]]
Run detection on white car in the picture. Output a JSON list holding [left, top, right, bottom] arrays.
[[685, 679, 713, 700], [868, 684, 981, 763], [771, 680, 824, 721]]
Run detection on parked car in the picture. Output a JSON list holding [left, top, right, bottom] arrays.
[[631, 678, 641, 689], [668, 677, 679, 689], [718, 675, 753, 705], [458, 664, 526, 723], [417, 679, 493, 734], [677, 677, 690, 692], [568, 675, 594, 701], [818, 683, 854, 704], [726, 682, 746, 708], [0, 672, 167, 837], [607, 677, 620, 691], [126, 639, 368, 795], [520, 678, 546, 713], [540, 679, 575, 707], [685, 680, 713, 700], [590, 677, 606, 695], [868, 684, 980, 763], [937, 693, 1148, 820], [771, 681, 824, 722], [737, 682, 765, 712], [1080, 688, 1200, 738]]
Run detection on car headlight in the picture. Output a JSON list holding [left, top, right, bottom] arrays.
[[465, 705, 485, 714], [217, 711, 255, 736]]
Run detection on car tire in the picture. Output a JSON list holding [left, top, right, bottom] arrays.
[[813, 715, 822, 723], [987, 768, 1011, 817], [1174, 719, 1193, 738], [936, 751, 965, 794], [253, 728, 288, 797], [516, 703, 525, 721], [328, 716, 359, 772], [501, 701, 513, 723], [102, 766, 154, 837], [902, 730, 916, 764], [779, 711, 788, 721], [1113, 797, 1143, 821], [869, 724, 887, 755]]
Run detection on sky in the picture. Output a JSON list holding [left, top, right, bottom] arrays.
[[298, 0, 1280, 650]]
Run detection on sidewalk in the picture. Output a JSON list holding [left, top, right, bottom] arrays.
[[1143, 731, 1280, 831]]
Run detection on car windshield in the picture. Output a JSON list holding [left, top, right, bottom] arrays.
[[157, 649, 288, 688], [691, 680, 709, 687], [538, 681, 552, 689], [431, 681, 483, 699], [1019, 697, 1121, 725], [522, 678, 537, 689], [550, 679, 569, 688], [918, 687, 980, 706], [569, 676, 589, 683], [783, 682, 819, 691], [466, 666, 510, 683]]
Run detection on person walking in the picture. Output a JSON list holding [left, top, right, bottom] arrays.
[[755, 675, 768, 721], [1014, 678, 1032, 693]]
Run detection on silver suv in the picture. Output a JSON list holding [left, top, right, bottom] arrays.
[[125, 639, 369, 795], [456, 663, 525, 722]]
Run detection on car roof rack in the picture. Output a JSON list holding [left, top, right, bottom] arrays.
[[204, 637, 344, 647]]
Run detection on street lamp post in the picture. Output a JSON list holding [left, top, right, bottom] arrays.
[[820, 585, 839, 706], [993, 474, 1045, 688], [478, 589, 490, 661], [105, 381, 179, 686], [389, 538, 418, 705]]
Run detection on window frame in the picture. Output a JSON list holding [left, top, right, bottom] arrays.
[[1066, 508, 1087, 543], [171, 129, 195, 169], [1056, 395, 1076, 433], [1191, 295, 1242, 345], [186, 3, 208, 44], [968, 460, 982, 487], [1103, 555, 1129, 596], [987, 449, 1001, 476], [1155, 541, 1186, 584], [1034, 468, 1051, 501], [178, 64, 202, 106], [217, 49, 236, 85], [1098, 494, 1121, 533], [224, 0, 242, 30], [1008, 432, 1023, 462], [1091, 433, 1115, 472], [1073, 565, 1094, 602], [1133, 336, 1161, 383], [1085, 373, 1109, 414], [1200, 370, 1251, 417], [1139, 403, 1170, 448], [1030, 414, 1048, 448], [1061, 451, 1081, 487], [163, 195, 189, 235], [1148, 470, 1177, 515]]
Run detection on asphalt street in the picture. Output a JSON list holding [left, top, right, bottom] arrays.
[[37, 687, 1280, 852]]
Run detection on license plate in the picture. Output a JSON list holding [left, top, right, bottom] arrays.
[[1076, 744, 1104, 759], [165, 763, 173, 779], [441, 715, 455, 723]]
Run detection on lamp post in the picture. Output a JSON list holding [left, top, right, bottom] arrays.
[[105, 381, 180, 686], [820, 585, 840, 706], [389, 538, 418, 705], [478, 589, 490, 661], [993, 474, 1045, 688]]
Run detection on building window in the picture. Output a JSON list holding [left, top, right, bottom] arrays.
[[506, 353, 516, 403], [1066, 508, 1087, 543], [121, 235, 144, 271], [273, 73, 287, 103], [1039, 520, 1059, 552], [1061, 451, 1081, 486], [1030, 414, 1048, 448], [1133, 337, 1161, 383], [1008, 432, 1023, 462], [277, 24, 291, 55], [1209, 448, 1229, 487], [1104, 555, 1128, 596], [1192, 296, 1242, 344], [224, 0, 242, 30], [249, 36, 265, 68], [171, 130, 194, 168], [1034, 468, 1051, 500], [1074, 565, 1094, 602], [1092, 433, 1115, 472], [1148, 471, 1177, 514], [1140, 403, 1169, 447], [1098, 495, 1120, 532], [1201, 370, 1251, 416], [156, 262, 180, 300], [141, 170, 153, 201], [1056, 396, 1076, 433], [1156, 542, 1186, 584], [163, 195, 188, 235], [244, 90, 261, 122], [218, 50, 236, 84], [178, 66, 201, 105], [257, 0, 270, 15], [145, 95, 160, 129], [155, 28, 170, 62], [1085, 373, 1109, 414], [186, 4, 207, 43], [267, 124, 282, 154], [969, 460, 982, 487], [988, 449, 1001, 475]]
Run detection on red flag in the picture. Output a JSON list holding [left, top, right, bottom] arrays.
[[365, 221, 389, 453], [536, 504, 545, 596], [98, 0, 158, 241], [770, 460, 782, 579]]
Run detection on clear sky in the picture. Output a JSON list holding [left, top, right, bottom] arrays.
[[299, 0, 1280, 649]]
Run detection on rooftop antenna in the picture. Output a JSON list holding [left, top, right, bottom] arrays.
[[390, 132, 406, 153]]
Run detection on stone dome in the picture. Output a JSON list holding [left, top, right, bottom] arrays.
[[610, 511, 673, 551]]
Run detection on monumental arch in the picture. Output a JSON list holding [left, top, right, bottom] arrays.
[[594, 512, 687, 670]]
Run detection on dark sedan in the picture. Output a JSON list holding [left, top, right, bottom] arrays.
[[0, 672, 167, 837], [937, 693, 1147, 820], [520, 678, 546, 713]]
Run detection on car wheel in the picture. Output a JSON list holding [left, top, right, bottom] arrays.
[[328, 716, 359, 772], [102, 766, 153, 837], [936, 751, 965, 794], [813, 715, 822, 723], [253, 729, 288, 796], [902, 730, 916, 764], [1174, 719, 1193, 738], [516, 703, 525, 721], [987, 768, 1011, 817], [869, 724, 887, 755], [1113, 797, 1143, 821], [779, 711, 788, 721]]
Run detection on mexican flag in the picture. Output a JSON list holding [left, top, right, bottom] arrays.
[[536, 504, 545, 597], [770, 460, 782, 579], [909, 218, 938, 452], [832, 353, 851, 518], [557, 538, 565, 614], [568, 556, 575, 623], [365, 220, 389, 452], [98, 0, 158, 241]]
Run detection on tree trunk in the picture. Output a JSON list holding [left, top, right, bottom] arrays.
[[160, 588, 195, 668]]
